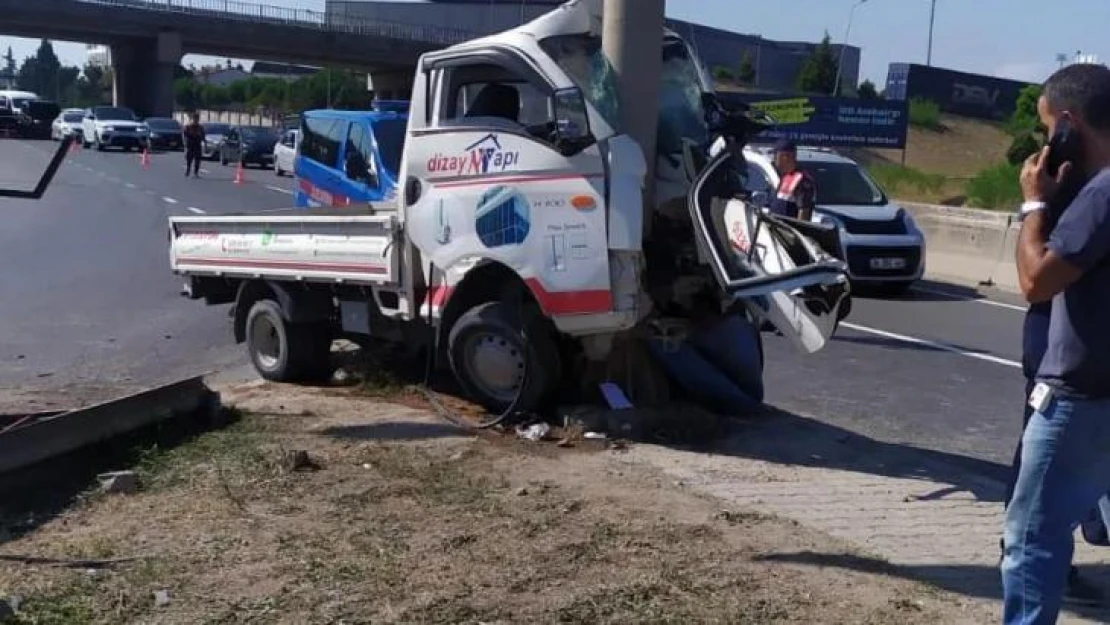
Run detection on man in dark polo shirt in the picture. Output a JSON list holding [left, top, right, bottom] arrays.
[[1002, 63, 1110, 624]]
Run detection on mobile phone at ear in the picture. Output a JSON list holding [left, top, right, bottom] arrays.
[[1046, 119, 1080, 178]]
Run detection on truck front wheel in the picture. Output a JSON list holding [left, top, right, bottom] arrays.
[[246, 299, 332, 382], [447, 301, 558, 415]]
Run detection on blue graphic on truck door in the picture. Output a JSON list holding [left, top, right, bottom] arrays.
[[475, 186, 530, 248]]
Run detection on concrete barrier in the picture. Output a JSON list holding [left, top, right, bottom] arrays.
[[899, 201, 1020, 292]]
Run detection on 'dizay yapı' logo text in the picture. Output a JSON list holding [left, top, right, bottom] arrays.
[[427, 134, 519, 176]]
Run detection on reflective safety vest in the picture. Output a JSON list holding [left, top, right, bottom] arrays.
[[769, 171, 806, 219]]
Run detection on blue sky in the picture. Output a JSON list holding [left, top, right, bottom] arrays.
[[2, 0, 1107, 86]]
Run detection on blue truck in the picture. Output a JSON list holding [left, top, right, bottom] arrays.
[[294, 108, 408, 208]]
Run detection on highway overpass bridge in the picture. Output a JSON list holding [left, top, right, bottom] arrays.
[[0, 0, 480, 116]]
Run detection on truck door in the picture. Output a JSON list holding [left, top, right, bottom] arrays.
[[403, 53, 613, 318], [689, 149, 851, 354], [340, 120, 384, 203], [294, 116, 353, 208]]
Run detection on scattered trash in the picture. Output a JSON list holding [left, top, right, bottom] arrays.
[[361, 463, 372, 470], [584, 432, 607, 440], [447, 450, 467, 462], [84, 568, 102, 578], [282, 450, 319, 472], [514, 486, 529, 496], [7, 595, 22, 612], [98, 471, 138, 495], [516, 423, 551, 442], [331, 368, 357, 385], [555, 438, 573, 448], [153, 589, 171, 607]]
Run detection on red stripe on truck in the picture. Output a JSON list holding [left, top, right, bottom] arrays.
[[426, 280, 611, 316], [176, 257, 388, 274]]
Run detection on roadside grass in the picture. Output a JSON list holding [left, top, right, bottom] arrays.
[[0, 389, 987, 625]]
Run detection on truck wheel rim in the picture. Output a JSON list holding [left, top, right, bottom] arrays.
[[465, 333, 525, 403], [251, 316, 282, 370]]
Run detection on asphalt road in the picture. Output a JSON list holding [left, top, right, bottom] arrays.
[[0, 138, 1029, 479], [0, 139, 297, 412]]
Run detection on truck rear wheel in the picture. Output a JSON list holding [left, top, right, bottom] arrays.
[[246, 300, 332, 382], [447, 301, 558, 415]]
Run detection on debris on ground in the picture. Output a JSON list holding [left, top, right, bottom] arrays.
[[0, 382, 994, 624], [515, 422, 551, 442], [281, 449, 319, 472], [97, 470, 138, 494]]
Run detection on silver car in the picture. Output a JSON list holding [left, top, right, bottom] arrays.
[[744, 147, 926, 293]]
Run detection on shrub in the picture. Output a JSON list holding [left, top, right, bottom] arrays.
[[1007, 133, 1041, 165], [966, 163, 1022, 209], [908, 98, 942, 130], [868, 163, 946, 195], [712, 66, 734, 81]]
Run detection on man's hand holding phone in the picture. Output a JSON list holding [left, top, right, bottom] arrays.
[[1022, 145, 1073, 203]]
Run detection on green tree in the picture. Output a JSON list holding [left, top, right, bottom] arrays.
[[1007, 133, 1041, 165], [1009, 84, 1043, 136], [737, 50, 756, 85], [857, 79, 879, 99], [795, 32, 839, 95], [2, 46, 15, 86]]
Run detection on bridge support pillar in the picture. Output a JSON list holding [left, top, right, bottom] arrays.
[[368, 71, 413, 101], [111, 32, 182, 118]]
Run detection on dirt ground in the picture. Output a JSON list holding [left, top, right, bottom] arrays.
[[0, 381, 994, 624]]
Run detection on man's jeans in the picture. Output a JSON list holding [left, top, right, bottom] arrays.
[[1002, 393, 1110, 624]]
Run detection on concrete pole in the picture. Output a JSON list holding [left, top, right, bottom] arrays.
[[603, 0, 665, 239]]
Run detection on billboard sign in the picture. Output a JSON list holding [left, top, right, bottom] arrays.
[[718, 92, 909, 149], [885, 63, 1035, 120]]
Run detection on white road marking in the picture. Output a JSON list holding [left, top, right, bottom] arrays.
[[200, 168, 211, 174], [124, 182, 136, 189], [187, 206, 206, 214], [257, 207, 293, 213], [840, 321, 1022, 369], [162, 196, 178, 204], [910, 284, 1026, 312], [265, 185, 293, 195]]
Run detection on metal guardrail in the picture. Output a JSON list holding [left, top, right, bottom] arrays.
[[72, 0, 481, 46]]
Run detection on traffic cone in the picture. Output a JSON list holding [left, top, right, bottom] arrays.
[[140, 147, 150, 169], [233, 160, 244, 185], [69, 137, 80, 154]]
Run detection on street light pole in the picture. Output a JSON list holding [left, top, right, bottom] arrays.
[[833, 0, 867, 97], [926, 0, 936, 66]]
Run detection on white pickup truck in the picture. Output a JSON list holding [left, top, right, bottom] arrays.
[[168, 0, 850, 413]]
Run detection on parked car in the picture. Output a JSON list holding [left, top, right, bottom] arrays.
[[294, 109, 406, 208], [81, 106, 149, 151], [219, 125, 279, 168], [200, 122, 231, 160], [144, 117, 184, 150], [14, 99, 59, 139], [51, 109, 86, 140], [272, 128, 299, 176], [743, 146, 925, 293]]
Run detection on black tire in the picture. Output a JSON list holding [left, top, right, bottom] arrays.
[[447, 301, 559, 414], [275, 162, 284, 176], [220, 153, 228, 166], [95, 135, 105, 151], [245, 300, 332, 382]]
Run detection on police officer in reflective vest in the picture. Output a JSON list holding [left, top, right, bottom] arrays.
[[769, 138, 816, 221]]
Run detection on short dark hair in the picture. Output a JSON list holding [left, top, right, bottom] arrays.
[[1043, 63, 1110, 131]]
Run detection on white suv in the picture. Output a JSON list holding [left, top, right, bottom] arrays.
[[81, 106, 148, 152], [743, 146, 925, 293]]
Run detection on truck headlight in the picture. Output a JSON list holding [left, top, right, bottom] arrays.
[[816, 212, 843, 229], [900, 209, 922, 235]]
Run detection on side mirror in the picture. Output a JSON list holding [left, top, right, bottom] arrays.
[[552, 87, 593, 156], [750, 191, 770, 207]]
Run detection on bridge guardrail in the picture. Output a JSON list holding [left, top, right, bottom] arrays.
[[74, 0, 481, 46]]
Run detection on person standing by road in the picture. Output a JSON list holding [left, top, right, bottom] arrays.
[[769, 138, 817, 222], [182, 112, 204, 178], [1002, 146, 1105, 607], [1003, 63, 1110, 624]]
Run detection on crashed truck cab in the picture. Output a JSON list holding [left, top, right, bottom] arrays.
[[168, 0, 849, 417], [403, 0, 849, 400]]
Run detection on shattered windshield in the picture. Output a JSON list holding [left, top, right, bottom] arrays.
[[656, 37, 709, 159], [538, 34, 619, 132]]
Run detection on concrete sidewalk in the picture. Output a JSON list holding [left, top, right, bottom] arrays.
[[614, 407, 1110, 625]]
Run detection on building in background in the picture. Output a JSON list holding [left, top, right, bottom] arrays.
[[250, 62, 319, 82], [324, 0, 861, 94], [86, 44, 110, 68]]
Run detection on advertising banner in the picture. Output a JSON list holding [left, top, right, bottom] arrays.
[[717, 92, 910, 149]]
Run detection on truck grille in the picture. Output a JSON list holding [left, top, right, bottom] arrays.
[[846, 245, 921, 277]]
